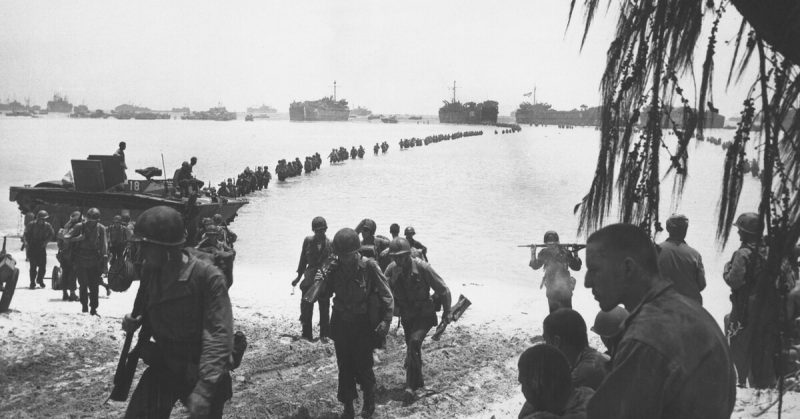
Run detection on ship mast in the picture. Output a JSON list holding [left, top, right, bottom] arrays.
[[333, 80, 337, 101], [533, 85, 537, 105], [450, 80, 457, 103]]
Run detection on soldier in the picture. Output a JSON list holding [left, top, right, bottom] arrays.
[[57, 211, 81, 301], [114, 141, 128, 180], [584, 223, 735, 418], [356, 219, 391, 271], [196, 225, 236, 288], [657, 214, 706, 304], [107, 214, 130, 263], [218, 182, 231, 198], [122, 206, 233, 418], [263, 166, 271, 189], [321, 228, 393, 419], [23, 210, 55, 289], [590, 306, 629, 358], [389, 223, 400, 239], [723, 212, 775, 389], [384, 237, 452, 403], [291, 216, 332, 342], [542, 308, 608, 390], [404, 227, 428, 261], [517, 344, 593, 419], [65, 208, 107, 315], [213, 214, 237, 248], [529, 231, 581, 312]]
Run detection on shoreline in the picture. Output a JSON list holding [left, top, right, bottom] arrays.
[[1, 234, 799, 418]]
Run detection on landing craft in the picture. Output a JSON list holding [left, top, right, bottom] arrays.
[[8, 154, 248, 245]]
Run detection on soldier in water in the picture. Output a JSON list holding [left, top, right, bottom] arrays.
[[529, 231, 582, 312]]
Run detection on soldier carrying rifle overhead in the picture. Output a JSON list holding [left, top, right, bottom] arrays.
[[526, 231, 583, 313]]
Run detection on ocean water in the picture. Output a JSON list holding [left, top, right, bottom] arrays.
[[0, 116, 761, 328]]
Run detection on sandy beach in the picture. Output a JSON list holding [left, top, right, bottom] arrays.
[[1, 236, 798, 418]]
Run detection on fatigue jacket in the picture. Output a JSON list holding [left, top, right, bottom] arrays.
[[587, 280, 736, 419], [571, 347, 609, 390], [384, 258, 449, 319], [531, 246, 582, 286], [723, 241, 765, 327], [24, 221, 55, 247], [139, 250, 233, 399], [327, 256, 393, 324], [658, 239, 706, 303], [66, 222, 107, 268], [297, 235, 332, 288]]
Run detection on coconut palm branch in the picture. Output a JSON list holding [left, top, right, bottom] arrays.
[[569, 0, 800, 413]]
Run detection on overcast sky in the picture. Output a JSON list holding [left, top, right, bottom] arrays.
[[1, 0, 754, 117]]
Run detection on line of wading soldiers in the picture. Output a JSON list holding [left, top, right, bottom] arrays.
[[217, 166, 272, 198], [291, 216, 444, 418], [373, 142, 390, 155], [397, 130, 484, 149]]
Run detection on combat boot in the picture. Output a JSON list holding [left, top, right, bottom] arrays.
[[361, 387, 376, 418], [62, 290, 69, 301], [340, 402, 355, 419]]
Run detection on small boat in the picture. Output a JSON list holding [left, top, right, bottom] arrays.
[[381, 116, 398, 124], [245, 114, 254, 121]]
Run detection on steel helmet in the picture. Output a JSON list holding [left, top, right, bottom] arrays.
[[591, 306, 629, 337], [133, 206, 186, 247], [120, 210, 131, 223], [543, 231, 560, 244], [332, 228, 360, 256], [36, 210, 50, 220], [735, 212, 761, 235], [86, 208, 101, 221], [213, 214, 223, 224], [113, 215, 122, 223], [356, 218, 377, 235], [404, 226, 416, 237], [388, 237, 412, 256], [390, 223, 400, 235], [312, 216, 328, 232]]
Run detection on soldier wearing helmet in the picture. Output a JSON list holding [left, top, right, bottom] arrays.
[[121, 206, 234, 418], [590, 306, 629, 358], [404, 226, 428, 262], [23, 209, 55, 289], [356, 218, 392, 270], [318, 228, 393, 419], [723, 212, 771, 388], [384, 236, 451, 403], [656, 214, 706, 304], [56, 211, 82, 301], [64, 208, 107, 314], [292, 216, 333, 342], [530, 231, 582, 313], [195, 224, 236, 288]]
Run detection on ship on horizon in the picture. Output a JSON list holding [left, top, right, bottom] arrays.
[[351, 106, 372, 117], [47, 94, 73, 113], [247, 104, 277, 114], [181, 106, 237, 121], [438, 81, 498, 125], [290, 81, 350, 122]]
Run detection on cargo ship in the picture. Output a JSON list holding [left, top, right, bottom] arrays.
[[289, 81, 350, 122], [47, 94, 74, 113], [438, 82, 498, 125], [247, 104, 277, 114], [181, 106, 236, 121], [352, 106, 372, 116]]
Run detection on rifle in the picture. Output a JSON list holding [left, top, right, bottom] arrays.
[[302, 258, 337, 304], [108, 287, 150, 402], [431, 294, 471, 341], [517, 243, 586, 251]]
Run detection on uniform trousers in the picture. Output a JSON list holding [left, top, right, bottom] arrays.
[[401, 313, 436, 390], [331, 311, 375, 403]]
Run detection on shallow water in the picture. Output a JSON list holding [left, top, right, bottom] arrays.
[[0, 116, 761, 329]]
